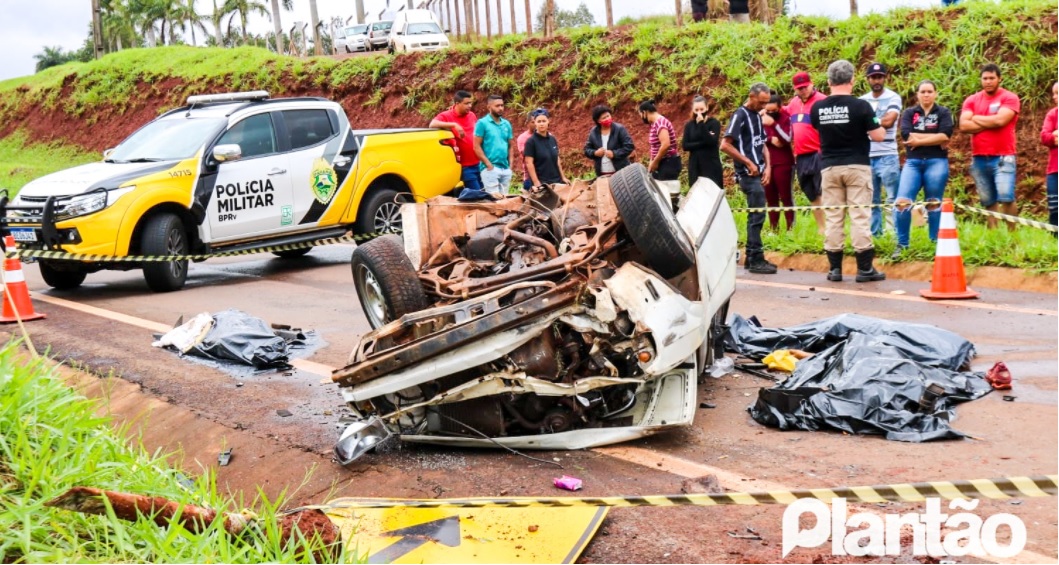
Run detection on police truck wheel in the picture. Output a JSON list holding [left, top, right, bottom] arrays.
[[141, 213, 189, 292], [610, 163, 695, 278], [353, 188, 403, 238], [351, 234, 428, 329], [38, 260, 87, 290]]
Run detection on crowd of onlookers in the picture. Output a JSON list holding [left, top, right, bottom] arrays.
[[427, 60, 1058, 281]]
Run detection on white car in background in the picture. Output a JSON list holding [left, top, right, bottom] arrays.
[[336, 24, 369, 53], [388, 9, 450, 54]]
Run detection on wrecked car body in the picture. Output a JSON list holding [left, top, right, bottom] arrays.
[[332, 164, 738, 460]]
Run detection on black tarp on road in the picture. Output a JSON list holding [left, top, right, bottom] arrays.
[[727, 314, 992, 442]]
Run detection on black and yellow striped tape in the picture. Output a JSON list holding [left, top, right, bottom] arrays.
[[3, 230, 396, 263], [296, 474, 1057, 511], [955, 203, 1059, 233]]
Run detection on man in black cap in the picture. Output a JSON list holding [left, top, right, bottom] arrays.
[[859, 62, 902, 237]]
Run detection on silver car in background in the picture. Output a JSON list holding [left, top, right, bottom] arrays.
[[337, 24, 369, 53]]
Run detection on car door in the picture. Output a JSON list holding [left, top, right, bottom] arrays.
[[208, 112, 295, 242], [280, 108, 350, 228]]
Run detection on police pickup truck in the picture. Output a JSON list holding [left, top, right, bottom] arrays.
[[0, 91, 461, 292]]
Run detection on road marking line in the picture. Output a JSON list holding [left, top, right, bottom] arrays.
[[738, 279, 1057, 317], [30, 292, 331, 378]]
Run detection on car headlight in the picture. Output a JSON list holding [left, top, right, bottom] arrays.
[[440, 40, 449, 46], [56, 186, 134, 221]]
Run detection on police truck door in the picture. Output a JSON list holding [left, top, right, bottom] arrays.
[[208, 113, 295, 242]]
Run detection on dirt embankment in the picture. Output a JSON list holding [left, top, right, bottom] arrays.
[[3, 7, 1056, 209]]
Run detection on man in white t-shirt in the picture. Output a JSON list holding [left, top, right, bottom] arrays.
[[859, 62, 902, 236]]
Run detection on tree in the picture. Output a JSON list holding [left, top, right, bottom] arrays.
[[170, 0, 208, 45], [222, 0, 270, 44], [33, 46, 89, 72], [850, 0, 858, 16], [535, 1, 593, 32]]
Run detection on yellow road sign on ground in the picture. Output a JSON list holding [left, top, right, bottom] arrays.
[[324, 498, 608, 563]]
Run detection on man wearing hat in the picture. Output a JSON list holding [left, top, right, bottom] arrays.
[[786, 71, 828, 234], [859, 62, 902, 237]]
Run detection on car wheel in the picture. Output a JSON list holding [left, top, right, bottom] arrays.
[[38, 260, 86, 290], [272, 247, 313, 259], [388, 43, 395, 55], [141, 213, 189, 292], [351, 234, 428, 328], [344, 45, 351, 53], [353, 188, 403, 237], [609, 163, 695, 278]]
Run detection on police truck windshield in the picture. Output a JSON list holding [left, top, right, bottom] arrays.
[[107, 117, 227, 163]]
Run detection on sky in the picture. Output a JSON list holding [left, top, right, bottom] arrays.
[[0, 0, 939, 82]]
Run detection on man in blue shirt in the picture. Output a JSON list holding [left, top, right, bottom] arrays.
[[474, 94, 515, 195]]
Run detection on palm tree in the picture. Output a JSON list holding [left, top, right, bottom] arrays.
[[101, 0, 143, 51], [223, 0, 270, 44], [170, 0, 208, 45]]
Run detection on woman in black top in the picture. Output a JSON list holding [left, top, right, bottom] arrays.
[[893, 80, 954, 258], [682, 95, 724, 188], [583, 105, 635, 178], [523, 108, 569, 186]]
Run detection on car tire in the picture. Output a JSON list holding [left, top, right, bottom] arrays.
[[609, 163, 695, 279], [353, 188, 403, 237], [388, 43, 395, 55], [38, 260, 86, 290], [272, 247, 313, 259], [351, 234, 428, 329], [141, 213, 189, 292]]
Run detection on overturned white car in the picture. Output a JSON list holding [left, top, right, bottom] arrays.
[[332, 164, 737, 462]]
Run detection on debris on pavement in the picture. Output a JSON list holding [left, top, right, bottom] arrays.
[[218, 448, 232, 466], [986, 361, 1013, 390], [553, 475, 584, 491], [730, 314, 992, 442], [45, 487, 339, 559], [680, 475, 722, 494], [762, 350, 798, 372]]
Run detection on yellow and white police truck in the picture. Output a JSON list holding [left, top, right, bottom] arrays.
[[1, 91, 461, 292]]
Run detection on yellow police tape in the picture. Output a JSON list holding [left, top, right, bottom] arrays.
[[291, 475, 1058, 511], [731, 201, 1059, 233], [2, 230, 393, 263]]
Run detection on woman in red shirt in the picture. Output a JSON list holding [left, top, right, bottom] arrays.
[[762, 94, 795, 230], [1041, 81, 1058, 230]]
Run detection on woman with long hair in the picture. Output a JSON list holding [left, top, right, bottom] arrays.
[[681, 95, 723, 188]]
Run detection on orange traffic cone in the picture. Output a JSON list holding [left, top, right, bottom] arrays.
[[1, 235, 46, 323], [920, 199, 979, 300]]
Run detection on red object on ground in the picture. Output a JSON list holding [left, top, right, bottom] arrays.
[[986, 361, 1013, 390], [1, 235, 46, 323], [920, 199, 979, 300]]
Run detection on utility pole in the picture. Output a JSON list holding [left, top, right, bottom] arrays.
[[90, 0, 104, 58], [605, 0, 613, 27], [355, 0, 365, 23], [543, 0, 555, 36]]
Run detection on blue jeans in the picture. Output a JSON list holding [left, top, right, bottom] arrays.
[[480, 166, 513, 194], [461, 165, 483, 192], [970, 155, 1016, 207], [870, 154, 900, 236], [1048, 173, 1058, 229], [738, 176, 766, 257], [895, 158, 949, 247]]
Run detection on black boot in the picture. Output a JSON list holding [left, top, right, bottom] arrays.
[[746, 254, 777, 275], [855, 248, 886, 282], [826, 251, 843, 282]]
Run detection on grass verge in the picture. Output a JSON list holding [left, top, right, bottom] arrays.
[[0, 340, 347, 563], [0, 132, 98, 197]]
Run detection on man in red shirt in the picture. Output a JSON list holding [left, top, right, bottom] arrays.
[[786, 71, 828, 234], [430, 90, 482, 193], [959, 63, 1020, 229]]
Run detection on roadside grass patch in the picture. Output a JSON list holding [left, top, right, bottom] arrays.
[[0, 132, 97, 197], [0, 340, 348, 563]]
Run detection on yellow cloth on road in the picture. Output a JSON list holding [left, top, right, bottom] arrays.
[[762, 349, 798, 373]]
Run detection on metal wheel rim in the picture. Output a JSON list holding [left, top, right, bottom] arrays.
[[166, 227, 187, 278], [374, 202, 402, 234], [354, 264, 388, 328]]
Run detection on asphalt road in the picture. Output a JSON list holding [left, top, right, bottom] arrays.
[[4, 245, 1057, 564]]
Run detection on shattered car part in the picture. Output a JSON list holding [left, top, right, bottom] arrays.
[[334, 416, 392, 465], [336, 164, 738, 458]]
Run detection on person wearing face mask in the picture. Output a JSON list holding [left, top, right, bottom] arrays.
[[892, 80, 954, 259], [681, 95, 723, 188], [639, 99, 682, 181], [583, 104, 635, 178], [523, 108, 570, 186], [762, 93, 795, 231]]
